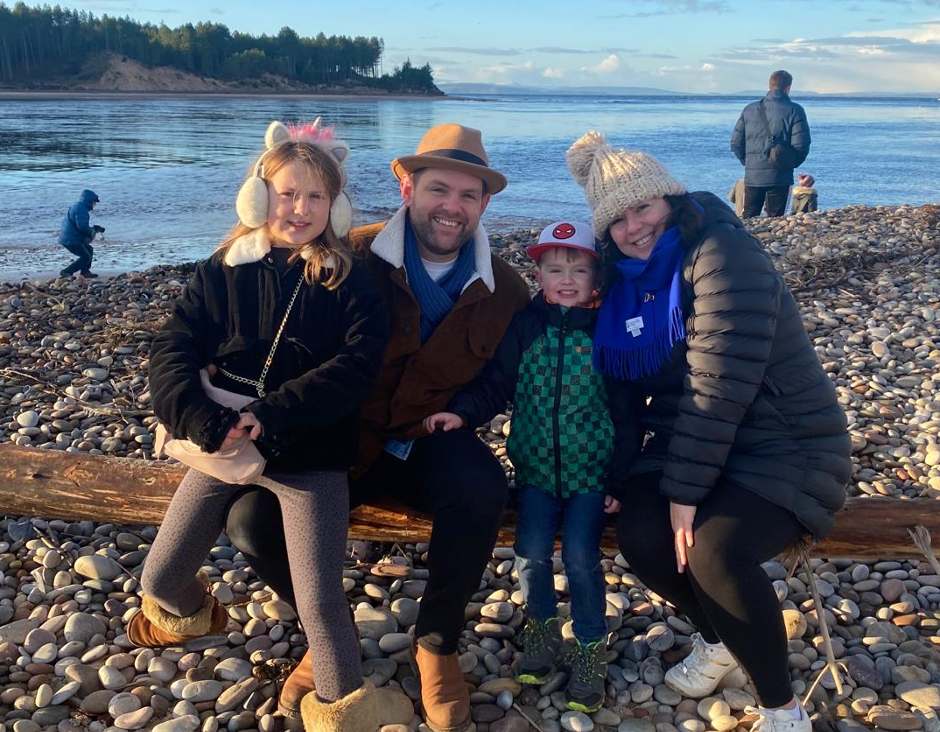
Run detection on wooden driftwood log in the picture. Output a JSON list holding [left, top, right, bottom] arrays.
[[0, 443, 935, 559]]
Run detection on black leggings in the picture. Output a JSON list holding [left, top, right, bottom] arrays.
[[617, 473, 805, 707], [225, 428, 509, 655]]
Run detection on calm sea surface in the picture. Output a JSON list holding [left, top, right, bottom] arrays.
[[1, 92, 938, 278]]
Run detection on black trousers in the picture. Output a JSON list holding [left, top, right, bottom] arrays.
[[743, 185, 790, 218], [617, 472, 805, 707], [225, 428, 509, 655], [60, 240, 94, 276]]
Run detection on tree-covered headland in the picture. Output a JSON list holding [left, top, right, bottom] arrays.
[[0, 2, 440, 93]]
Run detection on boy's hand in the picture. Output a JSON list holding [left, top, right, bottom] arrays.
[[423, 412, 465, 433], [603, 495, 621, 514]]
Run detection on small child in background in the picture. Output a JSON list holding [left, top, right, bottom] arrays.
[[424, 221, 631, 714], [791, 173, 818, 214]]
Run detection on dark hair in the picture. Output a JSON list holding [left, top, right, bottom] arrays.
[[769, 70, 793, 90], [598, 193, 703, 294]]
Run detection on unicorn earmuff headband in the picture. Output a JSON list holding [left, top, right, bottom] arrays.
[[235, 118, 353, 238]]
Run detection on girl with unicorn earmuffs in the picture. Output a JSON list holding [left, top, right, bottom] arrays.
[[141, 118, 413, 729]]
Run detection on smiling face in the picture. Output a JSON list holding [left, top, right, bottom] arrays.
[[608, 197, 672, 260], [265, 160, 331, 248], [401, 167, 490, 262], [536, 247, 597, 307]]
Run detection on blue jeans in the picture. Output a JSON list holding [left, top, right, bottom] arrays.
[[514, 486, 607, 643]]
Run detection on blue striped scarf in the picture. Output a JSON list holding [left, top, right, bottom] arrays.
[[403, 217, 477, 342], [593, 226, 686, 380]]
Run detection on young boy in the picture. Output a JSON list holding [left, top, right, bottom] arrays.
[[791, 173, 818, 214], [424, 220, 627, 714]]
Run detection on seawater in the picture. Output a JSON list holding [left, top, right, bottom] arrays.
[[0, 92, 938, 279]]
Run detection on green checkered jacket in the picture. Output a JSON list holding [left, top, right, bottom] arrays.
[[448, 293, 619, 497]]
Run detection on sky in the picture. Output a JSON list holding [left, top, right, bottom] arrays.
[[56, 0, 940, 93]]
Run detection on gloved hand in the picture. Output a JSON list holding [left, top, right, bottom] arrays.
[[93, 225, 105, 233]]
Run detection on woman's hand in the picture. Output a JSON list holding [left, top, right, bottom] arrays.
[[603, 495, 621, 514], [423, 412, 465, 433], [669, 501, 696, 574]]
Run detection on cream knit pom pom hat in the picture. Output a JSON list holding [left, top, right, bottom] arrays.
[[566, 131, 686, 238]]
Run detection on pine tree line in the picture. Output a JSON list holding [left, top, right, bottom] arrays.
[[0, 2, 437, 91]]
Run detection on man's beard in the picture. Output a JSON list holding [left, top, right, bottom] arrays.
[[409, 211, 472, 258]]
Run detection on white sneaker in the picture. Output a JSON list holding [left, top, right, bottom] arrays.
[[744, 703, 811, 732], [664, 633, 739, 697]]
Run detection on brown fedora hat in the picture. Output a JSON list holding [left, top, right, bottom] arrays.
[[391, 123, 507, 194]]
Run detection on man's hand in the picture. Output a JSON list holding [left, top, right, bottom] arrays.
[[423, 412, 465, 433], [603, 495, 621, 514], [669, 502, 696, 574]]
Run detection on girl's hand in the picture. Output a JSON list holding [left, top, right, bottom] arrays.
[[423, 412, 465, 433], [603, 495, 621, 514], [669, 501, 696, 574], [236, 411, 263, 441], [221, 424, 247, 450]]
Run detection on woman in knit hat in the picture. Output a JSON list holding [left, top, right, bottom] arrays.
[[567, 132, 851, 732]]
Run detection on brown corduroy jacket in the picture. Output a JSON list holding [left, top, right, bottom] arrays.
[[349, 207, 530, 471]]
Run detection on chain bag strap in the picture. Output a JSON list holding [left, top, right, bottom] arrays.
[[218, 273, 305, 398]]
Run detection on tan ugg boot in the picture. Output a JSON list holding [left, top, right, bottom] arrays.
[[414, 644, 475, 732], [300, 681, 414, 731], [126, 592, 228, 648], [277, 648, 314, 722]]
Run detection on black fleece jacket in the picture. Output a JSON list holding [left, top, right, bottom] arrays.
[[149, 252, 389, 472]]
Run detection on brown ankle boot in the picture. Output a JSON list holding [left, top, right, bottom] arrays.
[[278, 649, 314, 721], [300, 681, 414, 731], [126, 593, 228, 648], [414, 643, 475, 732]]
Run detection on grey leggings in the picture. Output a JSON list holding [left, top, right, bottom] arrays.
[[141, 468, 361, 702]]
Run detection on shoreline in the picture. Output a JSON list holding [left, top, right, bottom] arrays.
[[0, 202, 926, 285], [0, 89, 447, 101]]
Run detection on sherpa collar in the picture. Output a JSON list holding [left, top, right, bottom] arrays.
[[224, 229, 329, 268], [224, 228, 272, 266], [370, 205, 496, 293]]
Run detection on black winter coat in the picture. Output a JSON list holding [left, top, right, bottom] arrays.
[[149, 252, 389, 472], [731, 90, 811, 187], [609, 192, 850, 538]]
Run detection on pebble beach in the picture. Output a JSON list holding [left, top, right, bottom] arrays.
[[1, 203, 940, 732]]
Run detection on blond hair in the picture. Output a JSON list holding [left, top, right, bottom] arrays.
[[218, 141, 353, 290]]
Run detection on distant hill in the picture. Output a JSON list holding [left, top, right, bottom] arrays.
[[0, 3, 442, 95], [440, 82, 678, 96], [441, 82, 940, 99]]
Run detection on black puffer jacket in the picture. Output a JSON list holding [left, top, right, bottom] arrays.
[[149, 252, 389, 472], [730, 89, 811, 187], [609, 192, 850, 538]]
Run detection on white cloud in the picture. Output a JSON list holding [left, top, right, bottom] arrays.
[[581, 54, 620, 74], [701, 62, 715, 71], [542, 66, 564, 79]]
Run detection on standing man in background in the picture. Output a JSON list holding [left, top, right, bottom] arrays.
[[58, 188, 104, 278], [731, 70, 811, 218]]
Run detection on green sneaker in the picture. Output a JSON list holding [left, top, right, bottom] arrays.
[[513, 617, 563, 684], [566, 639, 607, 713]]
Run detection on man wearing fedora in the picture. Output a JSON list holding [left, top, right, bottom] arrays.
[[226, 123, 530, 731]]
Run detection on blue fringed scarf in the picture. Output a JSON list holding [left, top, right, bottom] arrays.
[[593, 226, 687, 380], [403, 217, 477, 342]]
